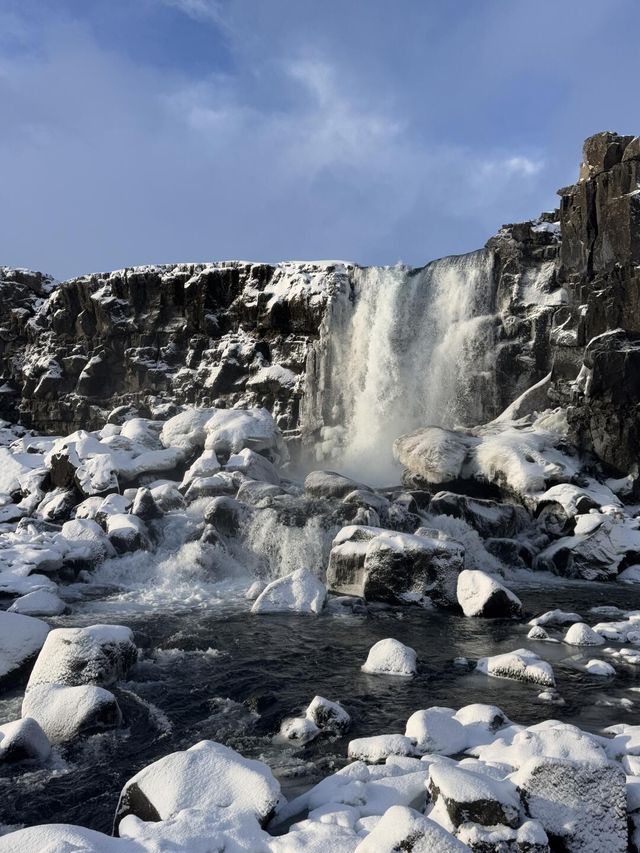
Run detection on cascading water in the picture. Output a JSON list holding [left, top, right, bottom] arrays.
[[306, 250, 499, 483]]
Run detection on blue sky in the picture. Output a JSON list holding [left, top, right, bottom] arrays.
[[1, 0, 638, 279]]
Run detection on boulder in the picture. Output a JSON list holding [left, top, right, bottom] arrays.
[[354, 805, 468, 852], [304, 470, 370, 499], [251, 569, 326, 615], [225, 448, 280, 485], [563, 622, 605, 646], [361, 638, 417, 677], [8, 590, 66, 616], [326, 525, 464, 606], [305, 695, 351, 734], [204, 496, 250, 536], [114, 740, 281, 830], [405, 707, 467, 755], [430, 491, 527, 538], [511, 757, 627, 853], [278, 716, 320, 745], [0, 611, 49, 686], [347, 734, 418, 763], [26, 624, 137, 689], [0, 717, 51, 764], [393, 427, 476, 485], [456, 570, 523, 618], [428, 762, 521, 828], [457, 820, 550, 852], [106, 513, 150, 554], [476, 649, 555, 687], [130, 487, 162, 521], [22, 684, 122, 743]]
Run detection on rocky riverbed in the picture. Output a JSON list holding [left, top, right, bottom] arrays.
[[2, 131, 640, 851]]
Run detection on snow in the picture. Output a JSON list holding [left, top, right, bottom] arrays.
[[563, 622, 605, 646], [347, 734, 418, 763], [305, 696, 351, 733], [225, 448, 280, 485], [0, 717, 51, 763], [115, 740, 281, 828], [26, 624, 137, 689], [22, 683, 121, 743], [405, 708, 467, 755], [8, 589, 65, 616], [428, 761, 520, 826], [456, 569, 522, 617], [204, 407, 286, 463], [160, 407, 214, 453], [529, 609, 582, 627], [180, 449, 220, 487], [584, 659, 615, 676], [278, 717, 321, 745], [355, 805, 467, 851], [476, 648, 555, 687], [361, 638, 417, 677], [0, 610, 49, 682], [251, 569, 327, 615], [618, 564, 640, 584]]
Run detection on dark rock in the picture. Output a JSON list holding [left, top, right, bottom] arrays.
[[203, 496, 249, 536], [429, 491, 528, 538]]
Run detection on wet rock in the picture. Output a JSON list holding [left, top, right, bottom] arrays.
[[304, 470, 370, 499], [305, 695, 351, 734], [429, 491, 528, 538], [203, 495, 250, 536], [130, 487, 162, 521], [106, 513, 150, 554]]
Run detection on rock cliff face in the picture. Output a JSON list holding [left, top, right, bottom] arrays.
[[1, 131, 639, 474]]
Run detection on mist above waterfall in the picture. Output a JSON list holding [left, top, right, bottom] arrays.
[[310, 250, 499, 483]]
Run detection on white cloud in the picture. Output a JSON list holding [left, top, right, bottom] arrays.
[[159, 0, 225, 25]]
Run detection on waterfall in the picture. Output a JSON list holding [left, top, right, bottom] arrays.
[[305, 250, 499, 483]]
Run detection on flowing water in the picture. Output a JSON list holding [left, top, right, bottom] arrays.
[[306, 251, 499, 483], [2, 576, 640, 835]]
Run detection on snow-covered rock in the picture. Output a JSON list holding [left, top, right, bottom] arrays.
[[56, 517, 115, 566], [361, 638, 417, 677], [429, 490, 528, 538], [393, 427, 475, 484], [26, 624, 137, 689], [225, 448, 280, 485], [160, 408, 214, 453], [251, 569, 327, 615], [457, 820, 549, 852], [355, 805, 468, 851], [529, 609, 582, 627], [304, 470, 369, 499], [456, 569, 523, 618], [0, 610, 49, 684], [511, 757, 627, 853], [326, 525, 463, 606], [278, 716, 320, 745], [204, 408, 286, 463], [180, 449, 220, 487], [348, 734, 418, 763], [405, 707, 467, 755], [8, 589, 65, 616], [563, 622, 605, 646], [584, 659, 615, 676], [476, 649, 555, 687], [428, 761, 520, 828], [114, 740, 281, 829], [305, 695, 351, 734], [22, 683, 122, 743], [0, 717, 51, 763], [106, 513, 151, 554], [528, 625, 551, 641]]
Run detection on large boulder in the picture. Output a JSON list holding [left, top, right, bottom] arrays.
[[428, 762, 521, 828], [457, 570, 523, 618], [0, 717, 51, 764], [355, 805, 468, 852], [114, 740, 281, 830], [26, 624, 137, 690], [405, 707, 467, 755], [304, 470, 370, 499], [511, 757, 627, 853], [22, 684, 122, 744], [430, 491, 528, 538], [361, 638, 417, 677], [326, 525, 464, 606], [393, 427, 476, 485]]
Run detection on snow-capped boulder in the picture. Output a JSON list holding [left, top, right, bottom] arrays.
[[225, 448, 280, 485], [326, 525, 464, 607], [180, 448, 220, 487], [347, 734, 418, 763], [22, 684, 122, 743], [251, 569, 327, 615], [26, 624, 137, 689], [0, 717, 51, 764], [476, 649, 555, 687], [114, 740, 281, 829], [278, 716, 320, 745], [393, 427, 475, 485], [305, 695, 351, 734], [428, 762, 520, 828], [130, 487, 162, 521], [405, 707, 467, 755], [0, 611, 49, 686], [204, 407, 286, 463], [584, 659, 615, 676], [204, 496, 250, 536], [429, 491, 528, 538], [456, 569, 523, 618], [354, 805, 468, 852], [160, 407, 213, 453], [529, 609, 582, 627], [457, 820, 549, 852], [304, 470, 369, 499], [361, 638, 417, 677], [511, 757, 627, 853], [56, 518, 115, 566], [106, 513, 150, 554], [528, 625, 551, 641], [8, 589, 65, 616], [563, 623, 605, 646]]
